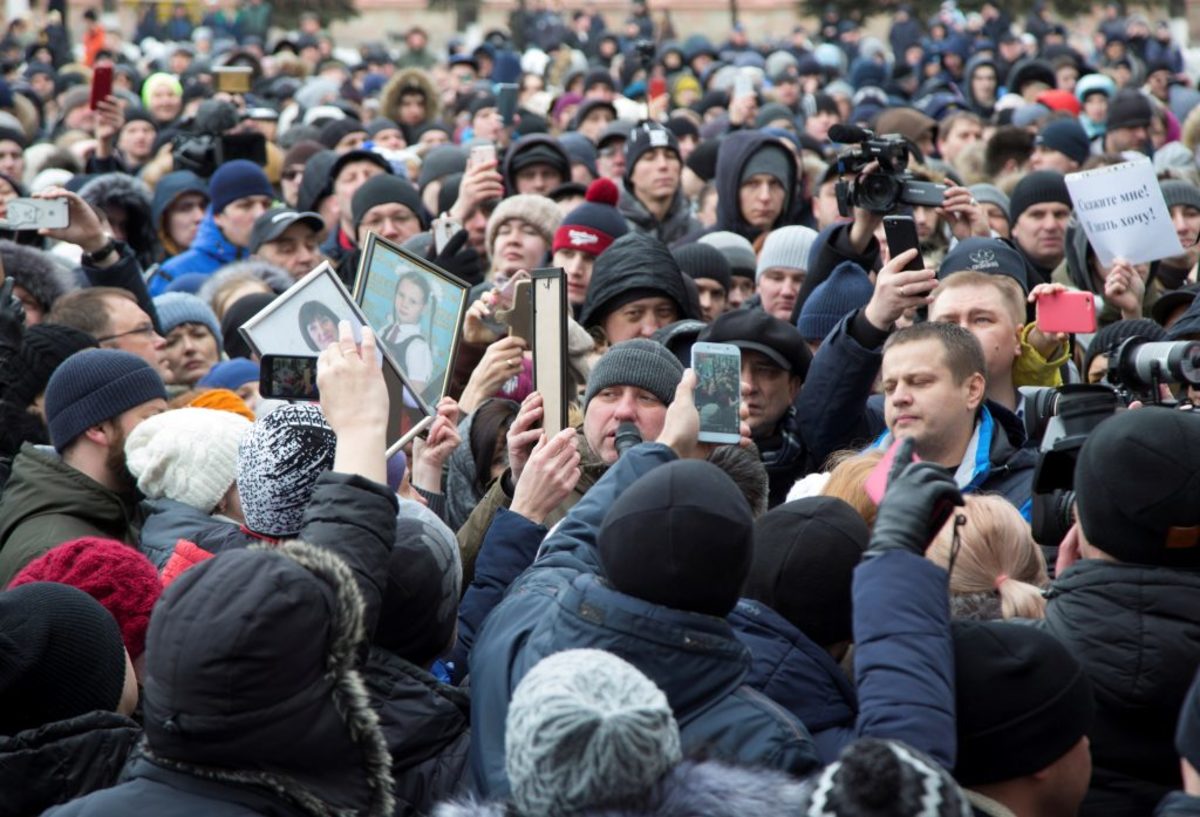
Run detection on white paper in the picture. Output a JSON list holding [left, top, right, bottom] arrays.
[[1065, 158, 1185, 267]]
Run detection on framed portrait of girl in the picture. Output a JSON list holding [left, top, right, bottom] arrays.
[[353, 233, 470, 405]]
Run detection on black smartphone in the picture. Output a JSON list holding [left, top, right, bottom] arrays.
[[259, 354, 320, 401], [496, 82, 519, 126], [883, 214, 925, 271]]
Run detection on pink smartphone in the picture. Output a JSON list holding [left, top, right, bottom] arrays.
[[1037, 291, 1097, 334], [865, 438, 921, 505]]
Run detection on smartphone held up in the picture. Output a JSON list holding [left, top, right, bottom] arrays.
[[259, 355, 320, 402], [691, 342, 742, 444]]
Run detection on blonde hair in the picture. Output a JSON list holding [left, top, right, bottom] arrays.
[[821, 449, 884, 530], [932, 269, 1026, 325], [927, 494, 1048, 620]]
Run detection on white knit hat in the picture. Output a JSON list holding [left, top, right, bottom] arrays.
[[505, 649, 681, 817], [125, 407, 252, 514], [756, 225, 819, 281]]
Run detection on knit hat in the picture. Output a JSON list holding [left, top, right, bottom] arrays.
[[283, 139, 325, 171], [952, 620, 1094, 786], [744, 496, 869, 646], [189, 388, 256, 421], [598, 459, 753, 617], [700, 231, 757, 280], [417, 145, 468, 192], [44, 349, 167, 453], [1036, 118, 1090, 165], [366, 117, 402, 139], [672, 243, 732, 293], [1073, 407, 1200, 567], [1161, 179, 1200, 214], [553, 178, 627, 256], [506, 138, 571, 185], [740, 143, 793, 188], [351, 174, 426, 235], [796, 739, 972, 816], [580, 233, 695, 329], [623, 121, 681, 189], [1075, 72, 1116, 104], [1036, 89, 1083, 117], [1008, 170, 1072, 225], [701, 309, 812, 377], [1, 323, 96, 409], [938, 237, 1031, 292], [125, 407, 252, 514], [1107, 90, 1154, 130], [153, 292, 223, 348], [506, 649, 681, 817], [583, 338, 684, 407], [485, 194, 561, 256], [198, 357, 261, 391], [208, 159, 274, 214], [221, 292, 276, 359], [968, 183, 1011, 221], [798, 260, 874, 343], [1083, 318, 1166, 375], [0, 582, 129, 734], [318, 117, 366, 150], [558, 131, 598, 178], [757, 226, 819, 280], [1177, 666, 1200, 773], [10, 538, 161, 659], [237, 403, 337, 537]]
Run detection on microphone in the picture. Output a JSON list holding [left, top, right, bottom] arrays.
[[615, 422, 642, 458], [828, 123, 871, 144]]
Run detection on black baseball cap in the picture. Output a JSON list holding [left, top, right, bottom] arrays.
[[249, 208, 325, 253], [699, 309, 812, 378]]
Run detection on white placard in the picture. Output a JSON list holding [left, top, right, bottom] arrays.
[[1064, 158, 1185, 267]]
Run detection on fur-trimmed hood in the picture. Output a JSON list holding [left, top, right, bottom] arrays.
[[79, 172, 157, 268], [380, 69, 441, 128], [434, 760, 809, 817], [0, 239, 76, 312], [139, 539, 395, 817]]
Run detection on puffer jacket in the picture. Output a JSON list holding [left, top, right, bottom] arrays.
[[0, 710, 140, 816], [467, 443, 820, 798], [1042, 560, 1200, 817], [152, 209, 248, 295], [365, 647, 470, 817], [137, 497, 241, 570]]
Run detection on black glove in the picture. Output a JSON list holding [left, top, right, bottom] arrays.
[[868, 437, 964, 557], [0, 279, 25, 358], [428, 228, 481, 283]]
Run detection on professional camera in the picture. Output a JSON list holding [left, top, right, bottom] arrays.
[[172, 99, 267, 179], [1107, 337, 1200, 403], [829, 124, 947, 216]]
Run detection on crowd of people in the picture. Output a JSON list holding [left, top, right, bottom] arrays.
[[2, 1, 1200, 815]]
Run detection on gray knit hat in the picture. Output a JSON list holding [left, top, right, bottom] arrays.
[[1162, 179, 1200, 213], [699, 231, 758, 280], [969, 183, 1011, 221], [236, 403, 337, 537], [505, 649, 682, 817], [756, 226, 818, 280], [485, 194, 562, 256], [583, 339, 683, 408]]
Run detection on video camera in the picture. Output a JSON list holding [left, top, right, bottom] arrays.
[[829, 124, 946, 216], [1024, 337, 1200, 555], [172, 99, 267, 179]]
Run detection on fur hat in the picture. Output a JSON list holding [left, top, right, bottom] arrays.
[[10, 538, 161, 659], [0, 240, 75, 313], [485, 194, 561, 256], [125, 407, 252, 514]]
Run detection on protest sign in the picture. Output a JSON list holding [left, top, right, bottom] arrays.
[[1065, 158, 1185, 267]]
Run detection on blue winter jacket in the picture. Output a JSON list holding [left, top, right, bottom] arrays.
[[151, 210, 246, 295], [467, 443, 821, 797]]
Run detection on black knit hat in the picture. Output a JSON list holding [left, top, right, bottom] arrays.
[[351, 174, 427, 234], [2, 323, 97, 409], [598, 459, 754, 617], [1107, 90, 1154, 130], [672, 243, 732, 294], [0, 582, 129, 734], [798, 740, 971, 816], [623, 120, 681, 189], [1008, 170, 1072, 225], [44, 349, 167, 453], [580, 233, 695, 329], [952, 620, 1094, 786], [700, 309, 812, 378], [506, 138, 571, 185], [318, 117, 367, 150], [1074, 407, 1200, 567], [744, 496, 869, 647]]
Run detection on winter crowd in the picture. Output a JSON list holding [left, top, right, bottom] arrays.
[[3, 1, 1200, 816]]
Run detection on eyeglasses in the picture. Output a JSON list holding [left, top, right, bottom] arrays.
[[96, 323, 158, 343]]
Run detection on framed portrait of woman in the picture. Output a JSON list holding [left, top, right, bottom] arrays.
[[237, 262, 433, 454], [353, 233, 469, 405]]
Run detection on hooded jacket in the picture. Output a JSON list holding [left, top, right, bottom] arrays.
[[1042, 560, 1200, 817], [578, 232, 697, 329], [963, 55, 999, 118], [153, 209, 247, 295], [467, 443, 821, 798], [618, 182, 701, 247], [152, 171, 209, 261], [79, 173, 157, 270], [44, 471, 400, 817], [713, 131, 797, 242], [0, 239, 76, 316], [381, 69, 441, 133], [0, 710, 140, 816], [0, 443, 141, 588], [501, 135, 571, 193]]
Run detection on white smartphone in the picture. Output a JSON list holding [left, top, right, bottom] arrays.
[[469, 143, 496, 168], [432, 214, 462, 254], [690, 341, 742, 445], [734, 71, 755, 100], [0, 198, 69, 231]]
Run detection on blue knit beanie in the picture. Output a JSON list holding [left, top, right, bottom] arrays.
[[198, 357, 260, 390], [153, 292, 223, 348], [44, 349, 168, 452], [208, 159, 274, 214], [797, 261, 874, 343]]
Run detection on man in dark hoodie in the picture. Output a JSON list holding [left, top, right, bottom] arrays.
[[618, 121, 701, 246], [502, 134, 571, 196], [579, 232, 696, 345], [150, 170, 209, 263], [713, 130, 798, 242]]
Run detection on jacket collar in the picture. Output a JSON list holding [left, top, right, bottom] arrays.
[[192, 210, 246, 265], [871, 404, 1007, 493]]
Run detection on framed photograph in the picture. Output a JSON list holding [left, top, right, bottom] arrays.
[[238, 261, 434, 455], [354, 232, 469, 406], [531, 268, 567, 437]]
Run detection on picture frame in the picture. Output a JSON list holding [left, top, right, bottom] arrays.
[[532, 268, 568, 437], [238, 261, 434, 455], [353, 232, 470, 406]]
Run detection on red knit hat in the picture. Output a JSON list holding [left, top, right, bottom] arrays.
[[1036, 89, 1082, 117], [9, 538, 161, 659], [552, 177, 628, 257]]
